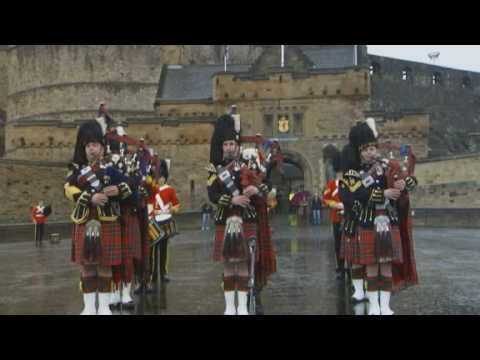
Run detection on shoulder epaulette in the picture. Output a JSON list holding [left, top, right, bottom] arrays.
[[344, 169, 360, 179], [339, 176, 362, 193], [206, 163, 217, 174]]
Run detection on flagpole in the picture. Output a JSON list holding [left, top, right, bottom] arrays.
[[224, 45, 229, 72], [354, 45, 358, 66]]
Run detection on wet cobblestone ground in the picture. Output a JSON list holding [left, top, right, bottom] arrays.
[[0, 217, 479, 315]]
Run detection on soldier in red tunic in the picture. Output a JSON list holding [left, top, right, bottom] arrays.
[[322, 153, 345, 279], [31, 201, 50, 247], [147, 158, 180, 286]]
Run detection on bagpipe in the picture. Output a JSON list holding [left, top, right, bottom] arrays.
[[69, 159, 128, 224], [105, 126, 176, 247], [69, 120, 157, 223], [381, 143, 417, 191], [105, 128, 154, 180], [240, 135, 284, 177], [365, 143, 417, 253], [375, 145, 419, 289], [361, 143, 416, 190]]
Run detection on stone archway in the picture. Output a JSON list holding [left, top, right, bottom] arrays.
[[282, 150, 313, 191], [269, 148, 314, 213]]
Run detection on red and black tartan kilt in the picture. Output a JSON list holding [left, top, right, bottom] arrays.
[[120, 211, 142, 261], [345, 225, 403, 266], [214, 222, 257, 263], [72, 221, 122, 267], [339, 232, 350, 261], [254, 201, 277, 287], [112, 261, 135, 284]]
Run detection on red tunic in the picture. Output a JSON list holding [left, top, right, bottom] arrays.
[[148, 185, 179, 219], [322, 180, 343, 224], [31, 207, 46, 224]]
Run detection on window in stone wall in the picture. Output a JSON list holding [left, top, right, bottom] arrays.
[[264, 114, 274, 137], [462, 76, 472, 89], [402, 67, 412, 81], [278, 114, 290, 135], [369, 62, 380, 76], [432, 72, 442, 86], [190, 180, 195, 199], [293, 113, 304, 136]]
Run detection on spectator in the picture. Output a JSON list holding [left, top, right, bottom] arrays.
[[201, 202, 213, 231], [31, 201, 51, 247], [311, 192, 322, 225]]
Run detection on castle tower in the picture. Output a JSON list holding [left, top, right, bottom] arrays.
[[3, 45, 266, 161]]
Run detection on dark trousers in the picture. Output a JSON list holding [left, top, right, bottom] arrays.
[[333, 222, 343, 272], [135, 208, 150, 284], [35, 223, 45, 246], [150, 237, 169, 282]]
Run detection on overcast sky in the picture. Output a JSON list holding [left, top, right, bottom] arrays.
[[367, 45, 480, 73]]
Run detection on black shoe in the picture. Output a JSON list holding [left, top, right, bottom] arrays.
[[109, 303, 120, 311], [133, 285, 144, 295], [255, 304, 265, 315], [160, 276, 170, 283], [121, 301, 135, 310]]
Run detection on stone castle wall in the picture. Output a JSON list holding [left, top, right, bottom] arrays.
[[415, 154, 480, 186], [5, 45, 265, 122], [410, 154, 480, 209], [0, 47, 8, 114], [0, 159, 71, 224], [369, 54, 480, 157], [412, 181, 480, 209], [0, 46, 478, 224], [3, 45, 267, 161]]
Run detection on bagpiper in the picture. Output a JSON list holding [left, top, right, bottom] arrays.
[[64, 120, 134, 315], [339, 118, 419, 315], [105, 126, 144, 310], [207, 110, 276, 315]]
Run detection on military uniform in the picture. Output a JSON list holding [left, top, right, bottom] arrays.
[[339, 118, 419, 315], [323, 179, 344, 275], [65, 120, 134, 315], [207, 112, 276, 315]]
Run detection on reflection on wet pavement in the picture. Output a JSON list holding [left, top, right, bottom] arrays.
[[0, 217, 479, 315]]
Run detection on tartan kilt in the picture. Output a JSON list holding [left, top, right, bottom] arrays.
[[214, 222, 257, 263], [72, 221, 122, 267], [136, 207, 151, 280], [345, 225, 403, 266], [120, 211, 142, 261], [339, 232, 350, 261], [254, 200, 277, 287]]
